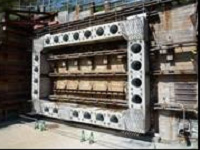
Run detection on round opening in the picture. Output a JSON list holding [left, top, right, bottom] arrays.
[[132, 78, 142, 87], [34, 79, 38, 83], [110, 25, 118, 34], [63, 34, 69, 42], [73, 33, 79, 40], [110, 115, 118, 123], [131, 61, 142, 71], [131, 44, 142, 53], [54, 36, 59, 43], [96, 114, 104, 121], [44, 107, 49, 112], [34, 67, 38, 72], [73, 111, 79, 117], [96, 27, 104, 36], [35, 55, 39, 61], [53, 108, 58, 113], [45, 38, 50, 44], [84, 30, 91, 38], [34, 90, 38, 94], [132, 95, 142, 104], [84, 112, 91, 119]]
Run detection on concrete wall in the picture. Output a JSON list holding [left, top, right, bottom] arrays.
[[159, 110, 198, 141], [150, 3, 197, 45]]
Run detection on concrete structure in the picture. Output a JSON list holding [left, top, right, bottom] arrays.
[[31, 0, 198, 143], [32, 14, 151, 134], [0, 0, 198, 147]]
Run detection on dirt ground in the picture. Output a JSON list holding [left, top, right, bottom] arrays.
[[0, 118, 197, 149]]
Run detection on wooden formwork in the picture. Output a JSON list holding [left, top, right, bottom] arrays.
[[55, 78, 126, 93], [68, 59, 79, 73], [54, 53, 127, 74], [50, 44, 128, 107], [79, 58, 93, 72], [94, 55, 108, 73], [110, 55, 126, 73], [79, 78, 93, 91], [0, 28, 31, 120]]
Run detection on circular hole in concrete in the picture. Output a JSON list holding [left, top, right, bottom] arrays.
[[110, 25, 118, 34], [34, 90, 38, 94], [44, 107, 49, 112], [35, 55, 39, 61], [54, 36, 59, 43], [73, 32, 79, 40], [131, 61, 142, 71], [131, 44, 142, 53], [34, 79, 38, 83], [132, 95, 142, 104], [53, 108, 58, 113], [96, 27, 104, 36], [96, 113, 104, 121], [34, 67, 38, 72], [110, 115, 118, 123], [84, 112, 91, 119], [131, 78, 142, 87], [73, 111, 79, 117], [84, 30, 91, 38], [63, 34, 69, 42], [45, 38, 50, 44]]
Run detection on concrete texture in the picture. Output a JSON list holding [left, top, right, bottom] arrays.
[[0, 119, 198, 149]]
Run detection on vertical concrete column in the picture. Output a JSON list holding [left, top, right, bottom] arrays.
[[104, 0, 111, 12], [125, 13, 150, 133], [89, 2, 95, 15], [75, 4, 80, 20], [32, 37, 44, 113]]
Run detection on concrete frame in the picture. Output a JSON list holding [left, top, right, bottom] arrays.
[[31, 13, 150, 133]]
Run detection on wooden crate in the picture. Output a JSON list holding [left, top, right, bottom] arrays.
[[110, 55, 126, 72], [108, 80, 125, 92], [56, 79, 67, 89], [93, 80, 108, 91], [57, 61, 67, 73], [67, 79, 79, 90], [68, 60, 79, 73], [80, 58, 93, 72], [94, 56, 108, 72], [79, 78, 93, 90]]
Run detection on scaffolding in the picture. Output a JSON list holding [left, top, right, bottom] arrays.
[[15, 0, 143, 12]]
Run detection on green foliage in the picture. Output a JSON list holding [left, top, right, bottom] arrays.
[[95, 5, 104, 12]]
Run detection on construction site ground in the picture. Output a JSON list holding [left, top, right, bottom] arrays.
[[0, 116, 198, 149]]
